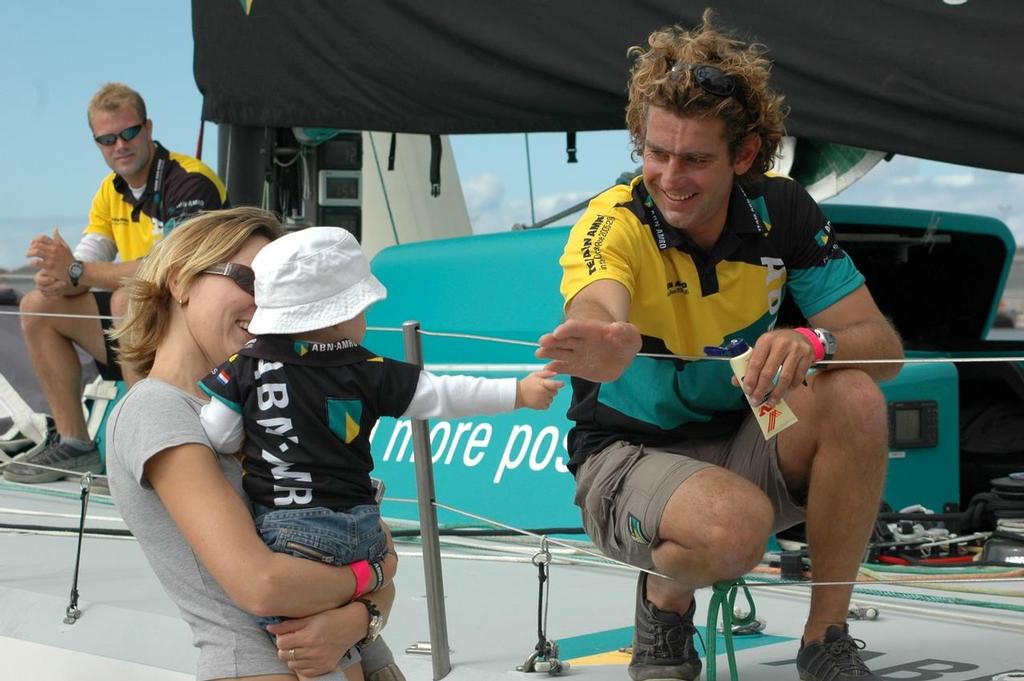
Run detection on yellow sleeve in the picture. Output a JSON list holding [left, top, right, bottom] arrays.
[[82, 175, 117, 241], [559, 198, 642, 310]]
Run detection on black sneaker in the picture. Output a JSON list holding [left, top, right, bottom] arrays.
[[628, 572, 701, 681], [2, 434, 102, 484], [797, 624, 881, 680]]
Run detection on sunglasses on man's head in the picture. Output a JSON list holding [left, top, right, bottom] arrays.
[[93, 123, 144, 147], [669, 62, 737, 98], [202, 263, 256, 296]]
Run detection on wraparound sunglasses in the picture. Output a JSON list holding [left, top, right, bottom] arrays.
[[93, 123, 144, 146], [202, 262, 255, 296]]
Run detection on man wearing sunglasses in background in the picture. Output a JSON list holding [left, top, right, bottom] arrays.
[[537, 11, 902, 681], [8, 82, 227, 485]]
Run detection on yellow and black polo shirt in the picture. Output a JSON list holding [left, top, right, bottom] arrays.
[[83, 142, 228, 261], [560, 175, 864, 470]]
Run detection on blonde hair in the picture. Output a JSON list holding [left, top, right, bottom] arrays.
[[87, 82, 147, 128], [625, 9, 787, 177], [111, 207, 284, 376]]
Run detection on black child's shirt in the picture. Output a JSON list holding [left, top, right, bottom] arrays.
[[200, 335, 421, 509]]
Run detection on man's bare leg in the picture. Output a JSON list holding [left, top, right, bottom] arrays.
[[778, 370, 888, 644], [19, 290, 107, 441], [647, 467, 775, 612]]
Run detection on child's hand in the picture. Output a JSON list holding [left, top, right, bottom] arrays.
[[515, 370, 565, 410]]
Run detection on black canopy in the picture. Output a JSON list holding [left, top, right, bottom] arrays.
[[192, 0, 1024, 173]]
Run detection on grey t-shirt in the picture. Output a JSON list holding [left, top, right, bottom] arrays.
[[106, 378, 292, 680]]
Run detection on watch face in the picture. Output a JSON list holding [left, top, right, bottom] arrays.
[[814, 328, 837, 357], [357, 598, 383, 643], [68, 261, 84, 284]]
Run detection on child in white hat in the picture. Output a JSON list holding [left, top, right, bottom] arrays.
[[199, 226, 562, 678]]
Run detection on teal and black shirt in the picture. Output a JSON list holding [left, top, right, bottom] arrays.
[[200, 336, 421, 509], [558, 175, 865, 471]]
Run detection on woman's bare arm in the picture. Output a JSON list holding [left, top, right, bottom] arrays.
[[146, 443, 396, 617]]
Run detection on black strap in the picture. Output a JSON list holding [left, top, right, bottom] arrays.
[[535, 552, 549, 652], [388, 132, 397, 171], [429, 134, 442, 197], [566, 131, 577, 163], [64, 479, 93, 624]]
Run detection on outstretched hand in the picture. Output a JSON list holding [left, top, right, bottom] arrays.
[[515, 370, 565, 410], [535, 318, 641, 383]]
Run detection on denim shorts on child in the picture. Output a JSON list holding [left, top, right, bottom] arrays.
[[252, 503, 388, 671]]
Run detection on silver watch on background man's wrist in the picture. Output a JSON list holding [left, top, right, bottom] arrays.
[[355, 598, 384, 644], [68, 260, 84, 287], [813, 327, 837, 361]]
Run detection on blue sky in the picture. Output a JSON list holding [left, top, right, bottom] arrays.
[[2, 1, 1021, 272]]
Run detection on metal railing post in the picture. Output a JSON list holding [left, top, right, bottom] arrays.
[[402, 321, 452, 679]]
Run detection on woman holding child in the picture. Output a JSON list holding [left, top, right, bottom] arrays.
[[106, 207, 401, 681]]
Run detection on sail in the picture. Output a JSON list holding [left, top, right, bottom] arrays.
[[192, 0, 1024, 173]]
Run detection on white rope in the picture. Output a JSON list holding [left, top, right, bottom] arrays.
[[0, 309, 118, 321], [766, 585, 1024, 633], [0, 456, 108, 482], [0, 313, 1018, 365], [0, 527, 134, 540], [0, 507, 122, 523], [369, 324, 1024, 365], [386, 495, 661, 576], [742, 575, 1024, 589], [392, 496, 1024, 591], [418, 329, 539, 348]]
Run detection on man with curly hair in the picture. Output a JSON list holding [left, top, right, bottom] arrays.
[[537, 10, 902, 681]]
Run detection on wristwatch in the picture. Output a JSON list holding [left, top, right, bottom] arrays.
[[68, 260, 85, 287], [355, 598, 384, 645], [813, 327, 837, 361]]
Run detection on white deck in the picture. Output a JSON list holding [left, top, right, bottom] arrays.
[[2, 480, 1023, 681]]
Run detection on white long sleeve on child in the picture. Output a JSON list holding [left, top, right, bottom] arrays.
[[402, 371, 517, 419], [200, 399, 245, 454], [199, 371, 517, 454]]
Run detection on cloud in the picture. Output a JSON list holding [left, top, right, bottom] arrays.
[[464, 172, 597, 233], [932, 174, 975, 188], [827, 156, 1022, 247], [463, 172, 504, 217]]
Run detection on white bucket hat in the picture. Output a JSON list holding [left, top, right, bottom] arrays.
[[247, 226, 387, 335]]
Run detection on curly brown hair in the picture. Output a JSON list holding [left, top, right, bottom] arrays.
[[625, 9, 787, 177]]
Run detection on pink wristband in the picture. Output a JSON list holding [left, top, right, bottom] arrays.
[[794, 327, 825, 362], [350, 559, 373, 598]]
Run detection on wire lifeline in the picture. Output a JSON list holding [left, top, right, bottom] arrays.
[[1, 312, 1023, 365], [429, 499, 1024, 591], [0, 310, 118, 321], [431, 499, 672, 580], [0, 456, 110, 481]]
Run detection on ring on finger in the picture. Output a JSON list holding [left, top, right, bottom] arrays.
[[289, 648, 296, 662]]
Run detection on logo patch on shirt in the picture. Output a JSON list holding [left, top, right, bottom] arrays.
[[814, 227, 830, 247], [327, 398, 363, 444], [215, 369, 230, 385], [294, 341, 310, 357], [628, 513, 652, 545], [666, 280, 689, 296]]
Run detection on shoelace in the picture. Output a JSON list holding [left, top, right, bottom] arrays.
[[648, 617, 696, 656], [824, 635, 871, 674]]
